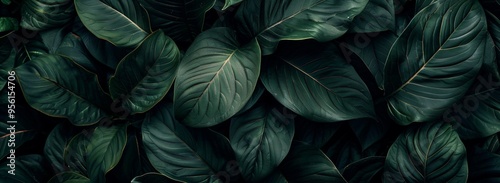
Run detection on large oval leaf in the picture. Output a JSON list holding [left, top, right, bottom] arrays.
[[234, 0, 368, 55], [383, 0, 488, 125], [86, 124, 127, 182], [20, 0, 74, 30], [174, 27, 261, 127], [109, 30, 180, 114], [230, 104, 294, 182], [142, 102, 234, 183], [260, 42, 375, 122], [16, 54, 111, 126], [75, 0, 151, 47], [139, 0, 216, 46], [384, 122, 468, 182], [278, 142, 346, 183]]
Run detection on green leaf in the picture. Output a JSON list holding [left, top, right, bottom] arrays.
[[260, 42, 375, 122], [109, 132, 142, 182], [0, 40, 15, 91], [279, 142, 347, 183], [293, 118, 341, 148], [39, 24, 72, 53], [234, 82, 264, 116], [86, 124, 128, 182], [349, 0, 395, 33], [263, 171, 288, 183], [222, 0, 242, 10], [384, 122, 468, 182], [1, 0, 11, 5], [349, 119, 389, 151], [478, 133, 500, 154], [44, 123, 79, 173], [0, 17, 18, 34], [230, 104, 295, 182], [15, 37, 50, 64], [383, 0, 488, 125], [16, 54, 111, 126], [109, 30, 180, 114], [235, 0, 369, 55], [56, 32, 98, 73], [174, 27, 261, 127], [0, 154, 51, 183], [324, 128, 363, 170], [344, 31, 398, 89], [486, 10, 500, 79], [139, 0, 216, 45], [20, 0, 75, 30], [342, 156, 385, 182], [75, 0, 151, 47], [142, 102, 234, 183], [48, 171, 90, 183], [64, 132, 91, 175], [468, 147, 500, 182], [415, 0, 434, 13], [131, 172, 178, 183]]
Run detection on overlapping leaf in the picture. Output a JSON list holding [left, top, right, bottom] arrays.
[[383, 0, 488, 125], [109, 30, 180, 114], [384, 122, 468, 182], [230, 104, 294, 182], [261, 42, 375, 122], [349, 0, 395, 33], [20, 0, 74, 30], [75, 0, 151, 47], [235, 0, 369, 55], [16, 54, 112, 126], [174, 27, 261, 127]]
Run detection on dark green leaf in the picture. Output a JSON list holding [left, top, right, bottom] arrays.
[[16, 54, 112, 126], [479, 133, 500, 154], [39, 24, 71, 53], [294, 118, 341, 148], [384, 122, 468, 182], [349, 0, 395, 33], [222, 0, 242, 10], [143, 102, 233, 183], [109, 132, 142, 182], [20, 0, 74, 30], [0, 154, 51, 183], [64, 132, 91, 175], [342, 156, 385, 182], [75, 0, 151, 47], [44, 123, 79, 173], [109, 30, 180, 114], [235, 0, 369, 55], [140, 0, 216, 45], [48, 171, 90, 183], [279, 142, 347, 183], [174, 27, 261, 127], [383, 0, 488, 125], [0, 40, 15, 91], [468, 147, 500, 182], [349, 118, 389, 151], [86, 124, 128, 182], [56, 32, 98, 73], [0, 17, 18, 34], [234, 82, 264, 116], [131, 172, 178, 183], [230, 104, 294, 182], [0, 121, 37, 159], [261, 42, 375, 122]]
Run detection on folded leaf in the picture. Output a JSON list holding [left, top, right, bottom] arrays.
[[174, 27, 261, 127]]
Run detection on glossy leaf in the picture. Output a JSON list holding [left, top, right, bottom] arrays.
[[230, 104, 295, 182], [260, 42, 375, 122], [279, 142, 347, 183], [64, 132, 91, 175], [140, 0, 216, 45], [222, 0, 242, 10], [235, 0, 369, 55], [44, 123, 79, 173], [384, 122, 468, 182], [342, 156, 385, 182], [174, 27, 261, 127], [109, 30, 180, 114], [142, 102, 233, 183], [479, 133, 500, 154], [75, 0, 151, 47], [86, 124, 128, 182], [349, 0, 395, 33], [56, 32, 99, 73], [16, 54, 112, 126], [20, 0, 74, 30], [48, 171, 90, 183], [0, 17, 18, 34], [383, 0, 488, 125], [39, 24, 72, 53]]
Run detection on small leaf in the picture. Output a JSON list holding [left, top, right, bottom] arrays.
[[230, 104, 294, 182], [75, 0, 151, 47], [109, 30, 180, 114], [384, 122, 468, 182], [222, 0, 242, 10], [174, 27, 261, 127]]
